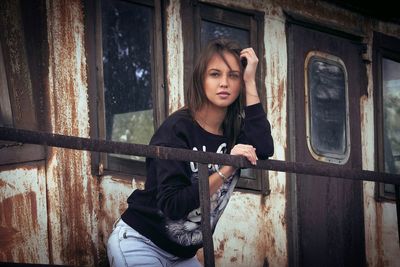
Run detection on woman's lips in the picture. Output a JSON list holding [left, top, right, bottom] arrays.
[[217, 91, 230, 98]]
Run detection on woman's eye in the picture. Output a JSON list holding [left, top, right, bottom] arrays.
[[229, 73, 239, 79], [210, 72, 219, 77]]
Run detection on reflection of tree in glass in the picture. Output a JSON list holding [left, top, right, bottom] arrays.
[[201, 21, 249, 48], [111, 110, 154, 161], [384, 80, 400, 166], [309, 58, 346, 155], [382, 59, 400, 176], [101, 0, 153, 140]]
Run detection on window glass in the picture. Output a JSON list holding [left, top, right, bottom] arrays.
[[306, 53, 349, 163], [382, 58, 400, 193], [201, 20, 249, 48], [101, 0, 154, 161], [0, 41, 13, 127]]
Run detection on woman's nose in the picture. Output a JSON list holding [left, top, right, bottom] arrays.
[[220, 75, 228, 87]]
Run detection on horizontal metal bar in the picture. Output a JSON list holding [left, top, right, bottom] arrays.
[[1, 126, 400, 185]]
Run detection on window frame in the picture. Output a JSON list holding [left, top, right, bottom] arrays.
[[182, 2, 269, 193], [85, 0, 166, 177], [373, 32, 400, 201], [304, 51, 351, 165]]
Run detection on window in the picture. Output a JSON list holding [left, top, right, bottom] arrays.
[[304, 51, 350, 164], [0, 41, 13, 128], [374, 33, 400, 200], [87, 0, 165, 176], [182, 2, 268, 193], [0, 0, 45, 165]]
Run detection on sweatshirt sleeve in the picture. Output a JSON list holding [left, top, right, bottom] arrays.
[[147, 118, 201, 220], [151, 157, 200, 220], [237, 103, 274, 159]]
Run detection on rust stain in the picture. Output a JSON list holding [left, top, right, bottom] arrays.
[[214, 238, 226, 259], [0, 191, 39, 262], [270, 78, 285, 133], [375, 202, 384, 266], [233, 230, 246, 241], [262, 199, 280, 262], [196, 248, 204, 264], [49, 0, 88, 138], [0, 179, 8, 188], [280, 213, 286, 228], [0, 226, 23, 255]]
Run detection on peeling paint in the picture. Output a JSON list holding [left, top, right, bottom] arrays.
[[264, 13, 288, 267], [166, 0, 185, 114], [212, 192, 287, 266]]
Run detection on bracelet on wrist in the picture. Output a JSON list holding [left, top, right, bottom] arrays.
[[216, 169, 228, 182]]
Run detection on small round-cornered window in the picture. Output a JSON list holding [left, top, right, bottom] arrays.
[[304, 51, 350, 164]]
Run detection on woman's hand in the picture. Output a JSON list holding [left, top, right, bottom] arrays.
[[231, 144, 258, 165], [240, 48, 260, 106], [240, 48, 258, 84]]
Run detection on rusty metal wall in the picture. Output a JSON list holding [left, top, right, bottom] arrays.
[[45, 0, 98, 266], [0, 0, 400, 266]]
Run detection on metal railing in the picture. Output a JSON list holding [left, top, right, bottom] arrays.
[[1, 126, 400, 267]]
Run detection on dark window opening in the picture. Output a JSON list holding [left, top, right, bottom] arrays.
[[87, 0, 165, 176]]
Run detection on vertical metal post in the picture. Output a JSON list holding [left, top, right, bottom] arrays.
[[198, 163, 215, 267]]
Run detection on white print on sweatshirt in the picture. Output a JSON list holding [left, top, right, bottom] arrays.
[[190, 143, 227, 173]]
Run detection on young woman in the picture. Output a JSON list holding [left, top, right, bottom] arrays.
[[107, 38, 274, 266]]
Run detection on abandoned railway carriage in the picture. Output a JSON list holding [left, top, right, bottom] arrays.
[[0, 0, 399, 266]]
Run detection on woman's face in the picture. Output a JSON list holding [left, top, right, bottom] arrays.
[[203, 52, 241, 110]]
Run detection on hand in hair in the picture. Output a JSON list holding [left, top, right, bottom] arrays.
[[240, 47, 258, 84], [240, 48, 260, 106]]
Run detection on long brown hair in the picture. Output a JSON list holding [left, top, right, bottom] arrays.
[[185, 38, 246, 151]]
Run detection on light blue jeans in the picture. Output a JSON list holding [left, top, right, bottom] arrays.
[[107, 219, 202, 267]]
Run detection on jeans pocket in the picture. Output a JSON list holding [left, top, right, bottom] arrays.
[[120, 227, 152, 244]]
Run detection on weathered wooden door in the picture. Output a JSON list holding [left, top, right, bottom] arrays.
[[288, 21, 366, 267]]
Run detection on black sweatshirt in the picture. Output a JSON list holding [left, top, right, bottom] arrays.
[[121, 103, 274, 258]]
